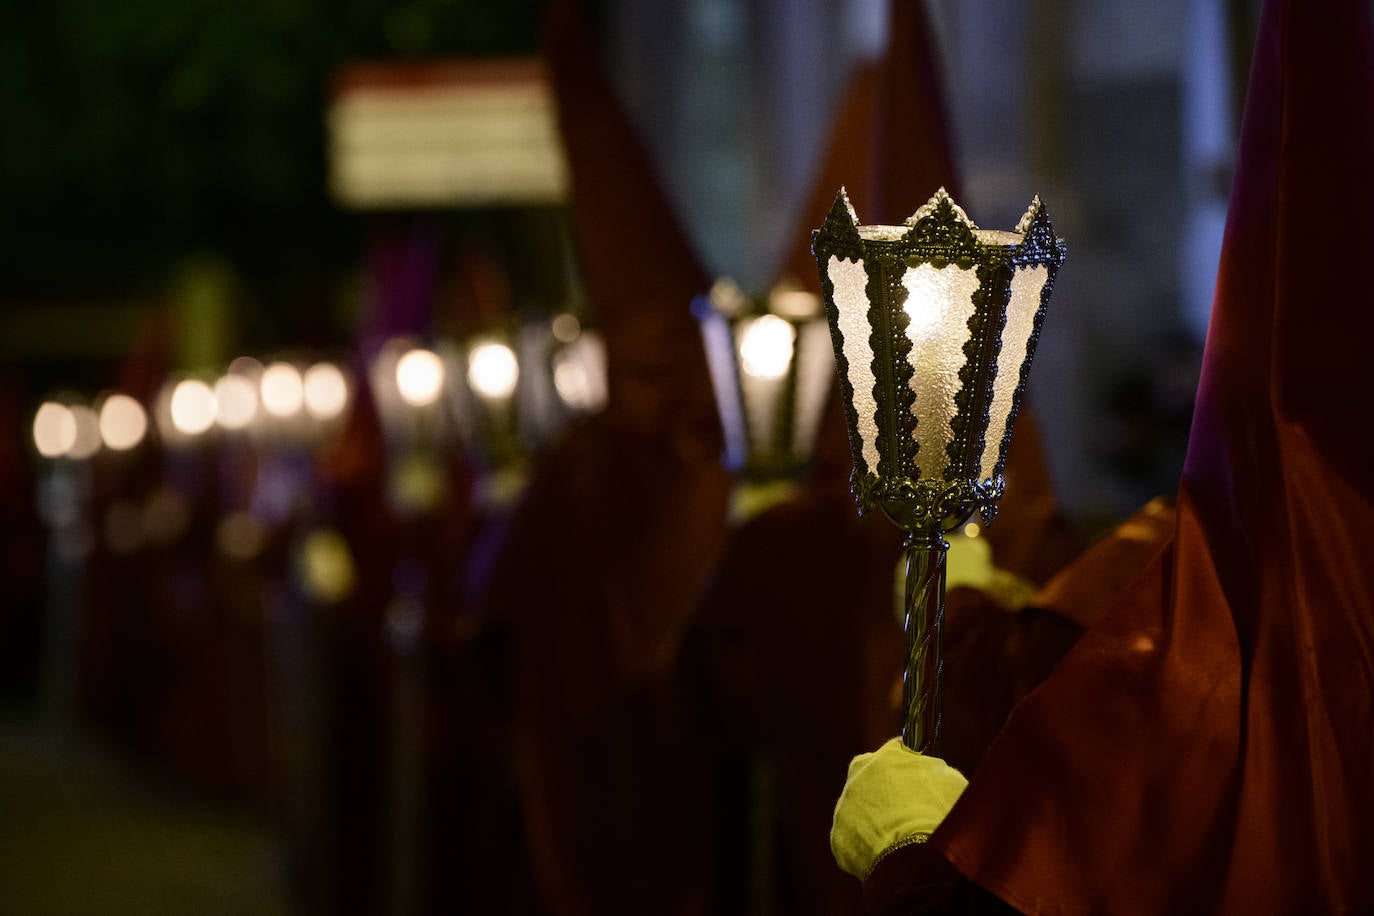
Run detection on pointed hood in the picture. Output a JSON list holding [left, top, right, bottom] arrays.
[[481, 9, 732, 912], [544, 0, 718, 440], [871, 0, 962, 223], [782, 0, 963, 278], [497, 0, 733, 692], [931, 1, 1374, 911], [779, 63, 879, 293]]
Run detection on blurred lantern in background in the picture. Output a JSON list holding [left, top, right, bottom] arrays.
[[447, 331, 524, 505], [214, 358, 263, 434], [245, 356, 353, 447], [812, 187, 1065, 753], [157, 377, 218, 445], [454, 335, 520, 457], [396, 347, 446, 409], [548, 313, 608, 417], [436, 313, 607, 507], [260, 361, 305, 421], [65, 405, 103, 461], [302, 362, 349, 422], [510, 312, 608, 453], [371, 340, 454, 516], [96, 395, 148, 453], [467, 340, 520, 401], [30, 396, 104, 722], [695, 279, 834, 489], [214, 373, 259, 432], [33, 402, 79, 460]]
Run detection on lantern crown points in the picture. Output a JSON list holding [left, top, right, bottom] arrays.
[[819, 187, 862, 234], [813, 189, 865, 261], [1015, 195, 1044, 235], [707, 277, 748, 317], [906, 187, 977, 230], [835, 185, 860, 223], [1013, 196, 1065, 266]]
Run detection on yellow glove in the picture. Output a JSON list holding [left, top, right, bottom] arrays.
[[830, 738, 969, 880]]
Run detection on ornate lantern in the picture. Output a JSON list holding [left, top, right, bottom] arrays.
[[452, 332, 524, 470], [812, 187, 1066, 752], [694, 280, 835, 484]]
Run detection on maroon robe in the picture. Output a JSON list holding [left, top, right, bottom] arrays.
[[866, 1, 1374, 911], [480, 4, 732, 913]]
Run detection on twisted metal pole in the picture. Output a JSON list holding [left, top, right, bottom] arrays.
[[900, 531, 948, 754]]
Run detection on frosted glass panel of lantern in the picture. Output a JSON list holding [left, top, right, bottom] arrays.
[[791, 320, 834, 458], [553, 332, 607, 414], [67, 405, 102, 459], [736, 316, 788, 457], [738, 356, 783, 458], [738, 315, 795, 381], [467, 342, 518, 401], [901, 263, 980, 482], [518, 324, 557, 442], [980, 265, 1048, 477], [827, 255, 881, 475], [698, 310, 748, 470], [972, 229, 1023, 246]]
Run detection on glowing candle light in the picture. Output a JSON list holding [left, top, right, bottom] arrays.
[[739, 314, 796, 381], [467, 341, 519, 400], [214, 374, 259, 430], [170, 380, 218, 436], [33, 402, 77, 458], [303, 362, 349, 420], [260, 362, 305, 418], [98, 394, 149, 451], [396, 348, 445, 407]]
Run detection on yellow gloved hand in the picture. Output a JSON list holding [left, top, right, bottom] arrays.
[[830, 738, 969, 880]]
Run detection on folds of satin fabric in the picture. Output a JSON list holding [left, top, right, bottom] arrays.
[[929, 1, 1374, 911]]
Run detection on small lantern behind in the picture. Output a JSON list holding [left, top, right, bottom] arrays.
[[695, 280, 834, 483], [813, 187, 1065, 753]]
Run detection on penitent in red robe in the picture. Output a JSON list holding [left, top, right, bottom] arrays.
[[480, 3, 732, 914], [869, 0, 1374, 911]]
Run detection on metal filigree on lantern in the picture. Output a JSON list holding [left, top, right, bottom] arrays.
[[812, 187, 1065, 533]]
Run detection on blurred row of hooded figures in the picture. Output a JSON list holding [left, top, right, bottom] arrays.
[[12, 0, 1374, 912]]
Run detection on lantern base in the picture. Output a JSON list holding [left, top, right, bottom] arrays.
[[856, 471, 1002, 532]]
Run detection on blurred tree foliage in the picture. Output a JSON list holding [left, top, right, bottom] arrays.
[[0, 0, 540, 323]]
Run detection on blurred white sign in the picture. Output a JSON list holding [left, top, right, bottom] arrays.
[[328, 59, 568, 209]]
